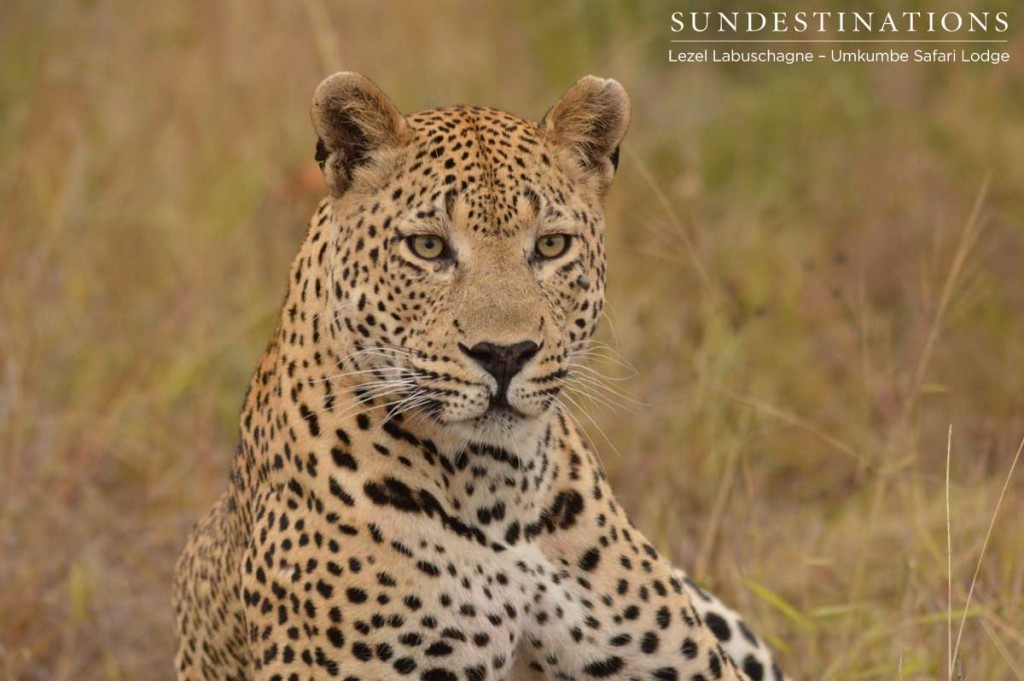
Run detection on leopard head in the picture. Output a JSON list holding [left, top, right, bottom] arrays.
[[306, 72, 630, 444]]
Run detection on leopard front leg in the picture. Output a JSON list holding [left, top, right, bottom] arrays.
[[514, 482, 783, 681], [681, 570, 784, 681]]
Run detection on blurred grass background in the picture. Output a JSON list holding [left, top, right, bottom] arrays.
[[2, 1, 1023, 679]]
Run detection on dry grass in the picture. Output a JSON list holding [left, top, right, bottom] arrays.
[[2, 1, 1023, 679]]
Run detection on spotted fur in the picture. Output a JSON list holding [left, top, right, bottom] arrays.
[[173, 73, 788, 681]]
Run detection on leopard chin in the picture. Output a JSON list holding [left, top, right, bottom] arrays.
[[447, 404, 548, 449]]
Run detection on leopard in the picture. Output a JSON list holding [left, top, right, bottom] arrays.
[[173, 72, 788, 681]]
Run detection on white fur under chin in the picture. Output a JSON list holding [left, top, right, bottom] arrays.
[[443, 407, 549, 454]]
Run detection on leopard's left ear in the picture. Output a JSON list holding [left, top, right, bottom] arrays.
[[540, 76, 631, 192]]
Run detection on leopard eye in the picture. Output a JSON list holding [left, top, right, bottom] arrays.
[[406, 234, 449, 260], [535, 234, 572, 260]]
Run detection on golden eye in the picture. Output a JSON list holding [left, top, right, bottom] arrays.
[[407, 234, 448, 260], [535, 234, 571, 259]]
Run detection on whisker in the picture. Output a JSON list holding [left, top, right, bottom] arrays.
[[568, 348, 639, 375], [558, 391, 622, 462], [565, 369, 643, 404], [324, 386, 419, 420], [555, 398, 610, 479], [568, 360, 638, 383], [378, 389, 444, 430], [309, 367, 411, 385], [564, 382, 638, 416]]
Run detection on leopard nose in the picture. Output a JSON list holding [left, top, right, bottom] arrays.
[[459, 340, 540, 402]]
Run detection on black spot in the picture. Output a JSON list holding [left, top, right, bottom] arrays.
[[331, 447, 357, 470], [640, 631, 659, 654], [298, 403, 320, 437], [578, 547, 600, 571], [609, 634, 631, 646], [400, 632, 423, 646], [382, 418, 421, 447], [504, 521, 520, 545], [555, 490, 586, 527], [681, 638, 698, 659], [351, 641, 372, 661], [421, 669, 457, 681], [442, 626, 467, 640], [653, 668, 678, 681], [346, 587, 368, 604], [425, 641, 453, 656], [416, 561, 441, 577], [364, 477, 421, 513], [704, 612, 731, 642], [328, 476, 355, 506], [737, 619, 759, 647], [394, 657, 417, 675], [416, 489, 488, 546], [743, 656, 765, 681], [583, 656, 623, 677], [656, 605, 671, 629], [708, 650, 722, 679]]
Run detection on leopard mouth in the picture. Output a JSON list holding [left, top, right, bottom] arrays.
[[402, 395, 529, 430]]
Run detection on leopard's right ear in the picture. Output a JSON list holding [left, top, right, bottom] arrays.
[[310, 72, 408, 196], [540, 76, 630, 196]]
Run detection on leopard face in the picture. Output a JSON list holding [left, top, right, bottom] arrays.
[[311, 75, 629, 445]]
